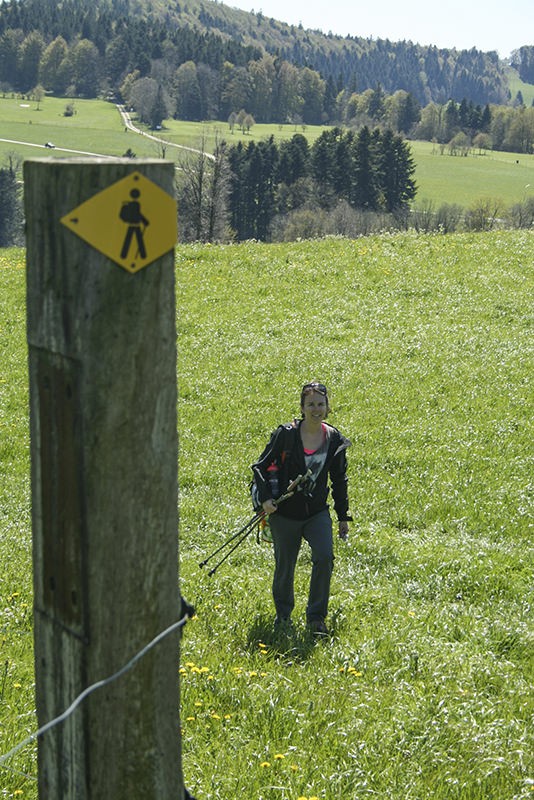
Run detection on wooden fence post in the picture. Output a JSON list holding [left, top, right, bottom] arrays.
[[24, 159, 183, 799]]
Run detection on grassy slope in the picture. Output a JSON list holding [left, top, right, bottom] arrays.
[[411, 139, 534, 206], [0, 95, 162, 159], [1, 231, 533, 798], [506, 66, 534, 106], [2, 96, 534, 209]]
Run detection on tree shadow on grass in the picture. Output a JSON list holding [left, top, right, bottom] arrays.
[[246, 613, 327, 663]]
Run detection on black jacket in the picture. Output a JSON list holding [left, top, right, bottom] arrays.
[[251, 419, 352, 521]]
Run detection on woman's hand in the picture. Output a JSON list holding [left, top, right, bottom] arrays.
[[338, 521, 349, 540], [262, 499, 277, 515]]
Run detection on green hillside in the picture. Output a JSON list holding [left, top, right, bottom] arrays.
[[2, 96, 533, 211], [506, 66, 534, 105], [0, 0, 515, 107]]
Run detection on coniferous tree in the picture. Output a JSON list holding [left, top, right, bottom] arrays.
[[310, 127, 344, 208], [480, 104, 492, 132], [350, 125, 379, 210], [277, 134, 310, 185], [377, 129, 417, 212], [149, 83, 169, 128], [397, 92, 420, 134], [247, 137, 278, 239], [0, 165, 21, 246]]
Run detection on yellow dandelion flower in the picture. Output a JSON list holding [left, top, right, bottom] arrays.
[[274, 753, 285, 760], [211, 713, 221, 720], [185, 662, 196, 668], [224, 714, 232, 719], [207, 675, 215, 681], [200, 666, 209, 673], [186, 716, 196, 721], [13, 683, 22, 689], [179, 668, 187, 675], [249, 671, 258, 678], [13, 792, 23, 797], [194, 701, 203, 707], [260, 761, 271, 768], [408, 610, 416, 617], [290, 764, 299, 771]]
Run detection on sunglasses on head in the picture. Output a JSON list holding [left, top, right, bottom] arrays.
[[302, 382, 328, 395]]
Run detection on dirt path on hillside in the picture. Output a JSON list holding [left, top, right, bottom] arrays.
[[1, 105, 214, 162], [116, 104, 214, 160]]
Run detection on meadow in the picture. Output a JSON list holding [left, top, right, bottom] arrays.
[[1, 229, 533, 799], [1, 95, 534, 209], [505, 67, 534, 107]]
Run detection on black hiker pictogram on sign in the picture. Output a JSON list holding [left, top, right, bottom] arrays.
[[60, 170, 177, 273], [120, 188, 150, 260]]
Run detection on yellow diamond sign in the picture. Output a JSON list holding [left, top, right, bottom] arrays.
[[60, 171, 177, 273]]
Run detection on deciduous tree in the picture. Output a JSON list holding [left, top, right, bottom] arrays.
[[39, 36, 69, 94]]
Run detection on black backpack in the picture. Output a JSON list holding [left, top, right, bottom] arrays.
[[119, 201, 139, 224], [250, 423, 295, 511]]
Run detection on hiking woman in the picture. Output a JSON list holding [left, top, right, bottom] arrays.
[[251, 382, 352, 635]]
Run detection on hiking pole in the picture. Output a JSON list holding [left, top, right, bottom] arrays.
[[204, 514, 263, 577], [198, 511, 264, 571], [198, 471, 313, 576]]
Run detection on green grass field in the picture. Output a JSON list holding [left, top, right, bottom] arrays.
[[0, 94, 161, 159], [412, 139, 534, 207], [1, 230, 533, 798], [1, 95, 534, 210], [506, 67, 534, 107]]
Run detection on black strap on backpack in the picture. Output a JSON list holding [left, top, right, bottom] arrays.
[[250, 422, 295, 511]]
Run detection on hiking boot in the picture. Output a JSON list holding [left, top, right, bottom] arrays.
[[308, 619, 329, 637]]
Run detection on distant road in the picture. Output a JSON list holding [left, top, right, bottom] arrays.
[[0, 138, 116, 158]]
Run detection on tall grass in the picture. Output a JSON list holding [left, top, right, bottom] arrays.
[[1, 231, 533, 798]]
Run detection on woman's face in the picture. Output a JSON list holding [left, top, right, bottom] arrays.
[[301, 390, 328, 424]]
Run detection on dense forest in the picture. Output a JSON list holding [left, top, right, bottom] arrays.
[[0, 0, 530, 114]]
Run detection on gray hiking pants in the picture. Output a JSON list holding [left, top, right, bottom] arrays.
[[269, 509, 333, 622]]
